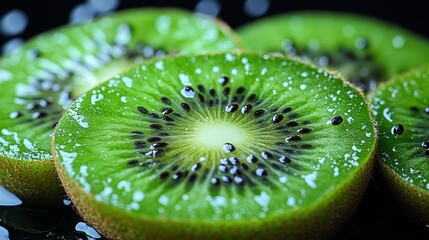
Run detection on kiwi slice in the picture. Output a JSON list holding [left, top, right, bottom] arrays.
[[0, 8, 240, 206], [53, 52, 377, 239], [237, 11, 429, 94], [371, 65, 429, 226]]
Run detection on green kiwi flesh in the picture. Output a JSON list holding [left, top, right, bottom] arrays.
[[371, 65, 429, 226], [237, 11, 429, 94], [53, 52, 377, 239], [0, 8, 240, 206]]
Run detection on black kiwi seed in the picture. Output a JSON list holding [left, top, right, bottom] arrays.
[[222, 175, 232, 183], [286, 135, 302, 142], [391, 124, 404, 135], [131, 131, 143, 135], [191, 163, 201, 172], [220, 158, 229, 165], [301, 143, 312, 149], [225, 103, 239, 113], [218, 76, 229, 85], [247, 94, 256, 102], [26, 103, 40, 110], [330, 116, 343, 125], [254, 109, 266, 117], [410, 106, 419, 112], [9, 111, 22, 119], [32, 112, 48, 119], [162, 116, 174, 122], [127, 159, 139, 167], [285, 121, 299, 128], [234, 176, 245, 185], [255, 168, 268, 177], [236, 86, 245, 94], [229, 157, 240, 165], [151, 142, 168, 148], [207, 100, 214, 107], [241, 104, 253, 114], [137, 106, 149, 114], [147, 136, 161, 142], [241, 163, 249, 170], [149, 124, 163, 130], [229, 166, 240, 175], [161, 97, 171, 105], [197, 85, 205, 93], [246, 155, 258, 163], [261, 151, 273, 160], [188, 173, 197, 182], [223, 87, 231, 96], [162, 108, 173, 114], [149, 113, 160, 119], [182, 86, 195, 98], [181, 103, 191, 112], [209, 88, 216, 97], [282, 107, 292, 113], [297, 128, 312, 134], [134, 141, 146, 149], [211, 177, 220, 185], [279, 156, 292, 164], [219, 165, 228, 172], [197, 94, 205, 103], [160, 171, 169, 179], [422, 141, 429, 148], [173, 172, 183, 181], [223, 143, 235, 153], [425, 150, 429, 156], [272, 114, 284, 124]]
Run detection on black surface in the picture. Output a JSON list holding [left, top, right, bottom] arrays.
[[1, 1, 429, 239]]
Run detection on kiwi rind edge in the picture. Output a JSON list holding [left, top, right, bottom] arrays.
[[51, 51, 378, 239], [369, 65, 429, 226]]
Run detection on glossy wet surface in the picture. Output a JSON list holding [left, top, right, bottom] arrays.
[[1, 174, 428, 240]]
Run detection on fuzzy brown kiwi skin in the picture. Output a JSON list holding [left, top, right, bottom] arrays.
[[0, 156, 66, 207], [52, 137, 376, 240], [376, 156, 429, 226], [51, 66, 378, 239]]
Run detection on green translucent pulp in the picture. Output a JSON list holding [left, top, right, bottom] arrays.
[[237, 11, 429, 92], [0, 8, 239, 162], [54, 52, 376, 222], [372, 65, 429, 191]]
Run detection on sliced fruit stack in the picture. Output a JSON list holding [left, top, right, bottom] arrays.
[[0, 7, 428, 240]]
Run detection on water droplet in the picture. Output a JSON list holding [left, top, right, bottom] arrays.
[[181, 86, 195, 98], [244, 0, 270, 17], [330, 116, 343, 125], [75, 222, 102, 238], [391, 124, 404, 135], [1, 37, 24, 54], [69, 3, 97, 24], [195, 0, 221, 17], [0, 9, 28, 36], [223, 143, 235, 153], [89, 0, 119, 13]]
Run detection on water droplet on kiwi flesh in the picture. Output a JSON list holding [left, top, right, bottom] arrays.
[[122, 74, 336, 188], [7, 23, 167, 130]]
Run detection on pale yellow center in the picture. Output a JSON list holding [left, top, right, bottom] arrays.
[[195, 122, 248, 150]]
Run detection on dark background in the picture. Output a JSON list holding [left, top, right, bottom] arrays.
[[1, 0, 429, 239], [1, 0, 429, 49]]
